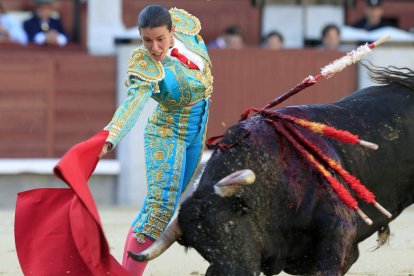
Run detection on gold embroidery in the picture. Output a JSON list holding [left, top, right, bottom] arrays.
[[154, 150, 165, 160], [154, 171, 165, 182], [136, 52, 144, 60], [105, 80, 153, 146], [134, 233, 146, 243], [141, 211, 173, 239], [138, 60, 148, 69], [172, 15, 181, 24], [127, 47, 164, 83], [190, 65, 213, 103], [196, 34, 204, 43], [158, 125, 173, 137], [169, 7, 201, 35], [139, 111, 190, 240], [166, 116, 174, 124]]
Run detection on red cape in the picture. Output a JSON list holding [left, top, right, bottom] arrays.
[[15, 130, 129, 275]]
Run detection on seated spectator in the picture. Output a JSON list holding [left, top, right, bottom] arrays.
[[0, 1, 28, 45], [352, 0, 396, 31], [23, 0, 67, 46], [319, 24, 342, 51], [261, 31, 284, 50], [208, 25, 244, 49]]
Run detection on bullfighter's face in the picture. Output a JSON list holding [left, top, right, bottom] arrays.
[[140, 25, 175, 61]]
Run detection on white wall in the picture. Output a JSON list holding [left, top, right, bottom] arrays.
[[87, 0, 125, 55], [304, 5, 343, 40], [262, 5, 304, 48], [262, 4, 344, 48]]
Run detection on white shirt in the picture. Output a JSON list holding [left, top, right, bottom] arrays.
[[167, 36, 205, 71], [34, 31, 67, 46], [34, 19, 67, 46], [0, 14, 28, 45]]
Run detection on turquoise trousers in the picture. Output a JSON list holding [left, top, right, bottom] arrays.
[[131, 99, 209, 241]]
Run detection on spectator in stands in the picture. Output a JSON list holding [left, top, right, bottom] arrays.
[[319, 24, 342, 51], [208, 25, 244, 49], [23, 0, 67, 46], [261, 30, 284, 50], [352, 0, 396, 31], [0, 1, 28, 45]]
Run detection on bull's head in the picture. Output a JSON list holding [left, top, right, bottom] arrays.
[[128, 169, 266, 275]]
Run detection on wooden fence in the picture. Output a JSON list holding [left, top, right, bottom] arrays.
[[0, 47, 115, 157], [0, 47, 357, 158], [207, 48, 357, 137]]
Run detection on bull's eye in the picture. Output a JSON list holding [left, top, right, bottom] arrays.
[[225, 220, 235, 234]]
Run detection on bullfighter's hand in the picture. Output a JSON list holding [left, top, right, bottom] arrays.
[[99, 142, 113, 159]]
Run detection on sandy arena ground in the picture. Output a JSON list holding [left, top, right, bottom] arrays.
[[1, 205, 413, 275]]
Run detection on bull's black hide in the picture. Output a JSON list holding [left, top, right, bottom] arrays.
[[176, 67, 414, 276]]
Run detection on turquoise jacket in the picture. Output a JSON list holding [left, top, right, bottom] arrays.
[[104, 8, 213, 149], [103, 8, 214, 240]]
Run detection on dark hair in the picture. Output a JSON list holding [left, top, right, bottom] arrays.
[[263, 30, 284, 43], [321, 24, 340, 38], [138, 5, 172, 31], [366, 0, 383, 7], [223, 25, 243, 36]]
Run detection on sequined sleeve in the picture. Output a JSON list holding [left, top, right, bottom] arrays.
[[104, 77, 155, 148]]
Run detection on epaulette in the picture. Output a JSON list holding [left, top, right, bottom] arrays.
[[169, 7, 201, 36], [127, 47, 164, 84]]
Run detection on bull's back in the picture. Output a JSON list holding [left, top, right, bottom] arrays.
[[281, 83, 414, 240]]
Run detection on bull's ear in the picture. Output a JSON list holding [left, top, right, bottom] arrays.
[[214, 169, 256, 197]]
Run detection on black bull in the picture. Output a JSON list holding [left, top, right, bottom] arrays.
[[129, 67, 414, 275]]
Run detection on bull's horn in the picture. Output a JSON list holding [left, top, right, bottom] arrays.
[[127, 218, 182, 262], [214, 169, 256, 197]]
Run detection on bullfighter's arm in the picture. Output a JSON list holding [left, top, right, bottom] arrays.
[[104, 77, 155, 149]]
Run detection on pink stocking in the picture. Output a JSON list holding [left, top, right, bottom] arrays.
[[122, 227, 154, 276]]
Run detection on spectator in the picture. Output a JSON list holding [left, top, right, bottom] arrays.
[[23, 0, 67, 46], [262, 30, 284, 50], [352, 0, 396, 31], [208, 25, 244, 49], [320, 24, 341, 51], [0, 1, 28, 45]]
